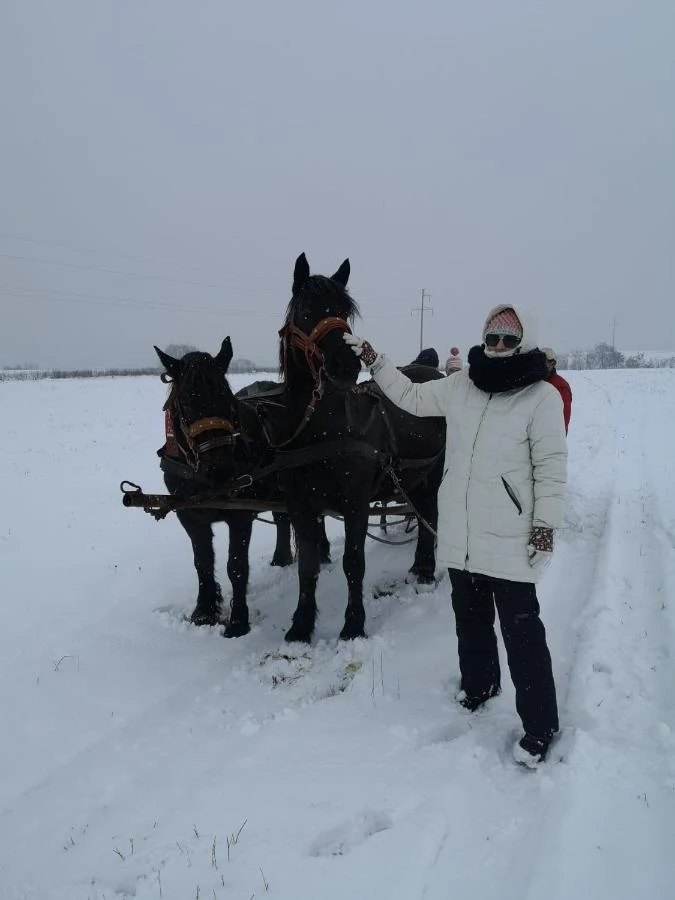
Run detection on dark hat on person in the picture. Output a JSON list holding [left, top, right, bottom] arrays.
[[414, 348, 440, 367]]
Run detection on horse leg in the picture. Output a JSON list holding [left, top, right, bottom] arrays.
[[318, 516, 331, 565], [222, 513, 253, 637], [285, 511, 321, 643], [270, 512, 294, 567], [340, 507, 369, 640], [408, 478, 439, 590], [176, 510, 223, 626]]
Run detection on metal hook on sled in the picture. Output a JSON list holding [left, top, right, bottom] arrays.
[[120, 480, 143, 494]]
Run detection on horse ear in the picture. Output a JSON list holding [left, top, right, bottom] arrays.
[[154, 346, 181, 379], [293, 252, 310, 295], [331, 259, 350, 287], [215, 336, 233, 373]]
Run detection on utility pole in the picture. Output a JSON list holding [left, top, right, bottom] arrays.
[[411, 289, 433, 353]]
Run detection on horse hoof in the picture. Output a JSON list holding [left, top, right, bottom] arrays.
[[270, 554, 293, 567], [284, 625, 312, 644], [407, 566, 436, 590], [414, 573, 437, 593], [224, 619, 250, 638], [190, 606, 220, 627], [339, 624, 367, 641]]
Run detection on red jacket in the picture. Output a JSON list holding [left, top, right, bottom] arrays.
[[547, 372, 572, 433]]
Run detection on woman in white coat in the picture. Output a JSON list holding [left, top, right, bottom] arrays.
[[344, 305, 567, 767]]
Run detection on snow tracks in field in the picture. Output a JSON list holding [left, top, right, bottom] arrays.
[[412, 372, 675, 900]]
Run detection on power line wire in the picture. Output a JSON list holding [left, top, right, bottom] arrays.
[[0, 251, 283, 295], [0, 280, 275, 314], [1, 281, 411, 319], [0, 230, 210, 273], [0, 244, 421, 315], [0, 288, 281, 317], [0, 229, 287, 288]]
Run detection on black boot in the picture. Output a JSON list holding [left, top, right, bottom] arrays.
[[455, 684, 501, 712], [513, 732, 554, 768]]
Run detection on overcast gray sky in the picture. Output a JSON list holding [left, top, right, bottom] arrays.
[[2, 0, 674, 369]]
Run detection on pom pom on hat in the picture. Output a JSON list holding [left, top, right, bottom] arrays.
[[445, 347, 463, 373]]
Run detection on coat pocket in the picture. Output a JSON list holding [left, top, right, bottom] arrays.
[[500, 476, 523, 515]]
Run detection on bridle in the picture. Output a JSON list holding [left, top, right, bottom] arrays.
[[162, 374, 240, 473], [279, 315, 352, 382], [276, 315, 352, 447]]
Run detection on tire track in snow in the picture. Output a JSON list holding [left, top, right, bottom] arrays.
[[412, 374, 631, 900], [472, 374, 675, 900]]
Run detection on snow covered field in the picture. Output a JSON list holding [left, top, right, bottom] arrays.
[[1, 369, 674, 900]]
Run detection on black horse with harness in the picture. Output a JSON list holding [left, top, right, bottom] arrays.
[[274, 253, 445, 643], [154, 338, 329, 637]]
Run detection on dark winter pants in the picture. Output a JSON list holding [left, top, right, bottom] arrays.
[[448, 568, 559, 739]]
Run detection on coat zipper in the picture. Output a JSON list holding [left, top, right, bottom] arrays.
[[465, 394, 492, 566]]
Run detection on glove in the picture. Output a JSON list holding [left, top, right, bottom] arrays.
[[343, 333, 378, 368], [528, 526, 553, 571]]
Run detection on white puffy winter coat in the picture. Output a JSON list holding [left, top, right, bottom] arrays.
[[371, 313, 567, 583]]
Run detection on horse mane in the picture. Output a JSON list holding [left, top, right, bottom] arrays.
[[279, 275, 361, 376]]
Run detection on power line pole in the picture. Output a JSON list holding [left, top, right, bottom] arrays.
[[411, 289, 433, 353]]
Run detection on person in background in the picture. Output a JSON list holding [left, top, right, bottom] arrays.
[[344, 305, 567, 768], [409, 347, 440, 369], [541, 347, 572, 433], [445, 346, 463, 375]]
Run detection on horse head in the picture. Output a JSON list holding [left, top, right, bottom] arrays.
[[279, 252, 362, 390], [154, 337, 241, 482]]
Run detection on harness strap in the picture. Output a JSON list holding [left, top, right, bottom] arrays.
[[275, 439, 386, 470], [272, 383, 323, 448], [187, 417, 236, 439], [196, 434, 238, 453], [230, 439, 387, 489], [384, 464, 438, 538], [397, 452, 444, 470]]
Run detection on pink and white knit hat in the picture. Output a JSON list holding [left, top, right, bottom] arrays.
[[483, 307, 523, 341]]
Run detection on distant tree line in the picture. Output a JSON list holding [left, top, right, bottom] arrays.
[[557, 343, 675, 370], [0, 367, 162, 382], [6, 341, 671, 381], [0, 340, 279, 381]]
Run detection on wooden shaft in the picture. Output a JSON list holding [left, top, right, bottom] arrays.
[[121, 491, 413, 518]]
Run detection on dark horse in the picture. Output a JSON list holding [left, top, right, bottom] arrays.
[[154, 338, 328, 637], [277, 253, 446, 643]]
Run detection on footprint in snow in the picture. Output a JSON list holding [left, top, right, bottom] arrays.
[[309, 809, 393, 857]]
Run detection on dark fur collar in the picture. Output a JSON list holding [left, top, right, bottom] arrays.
[[467, 345, 548, 394]]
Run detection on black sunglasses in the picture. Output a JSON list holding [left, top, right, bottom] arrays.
[[484, 333, 521, 350]]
